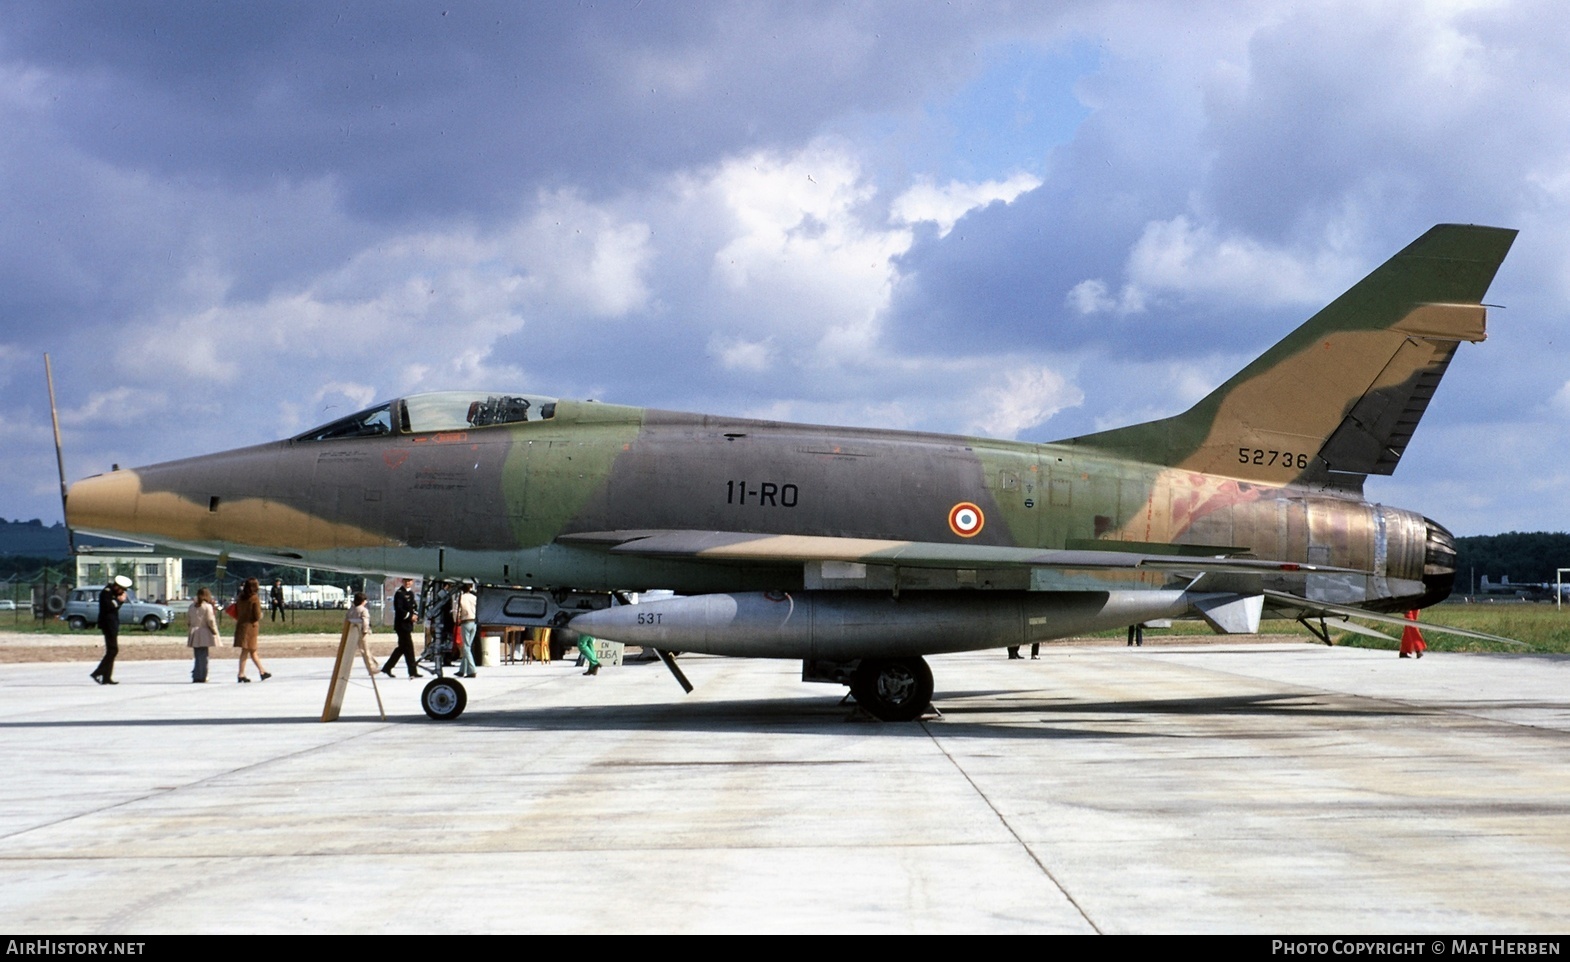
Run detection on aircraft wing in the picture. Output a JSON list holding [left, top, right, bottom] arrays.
[[1261, 589, 1526, 646], [558, 529, 1364, 576]]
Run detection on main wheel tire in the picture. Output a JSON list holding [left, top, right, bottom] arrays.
[[421, 677, 468, 721], [142, 615, 162, 632], [850, 657, 934, 722], [67, 615, 88, 630]]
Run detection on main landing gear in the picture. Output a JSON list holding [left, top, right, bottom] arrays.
[[421, 677, 468, 720], [849, 657, 934, 722]]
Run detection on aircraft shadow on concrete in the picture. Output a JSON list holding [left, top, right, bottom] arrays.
[[12, 688, 1557, 737], [939, 688, 1426, 719], [434, 688, 1447, 740]]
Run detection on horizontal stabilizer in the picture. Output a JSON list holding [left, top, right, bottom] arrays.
[[1322, 619, 1398, 642], [1262, 590, 1525, 646]]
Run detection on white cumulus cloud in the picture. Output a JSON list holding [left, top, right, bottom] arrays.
[[709, 143, 909, 358], [709, 335, 776, 372], [1121, 215, 1358, 309], [1550, 380, 1570, 415], [964, 365, 1084, 439], [1065, 277, 1146, 316], [514, 191, 654, 318], [890, 172, 1042, 237]]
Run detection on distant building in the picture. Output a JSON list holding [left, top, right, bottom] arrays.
[[74, 548, 184, 603], [1476, 575, 1570, 602], [279, 584, 348, 609]]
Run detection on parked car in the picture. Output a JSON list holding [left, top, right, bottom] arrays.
[[61, 587, 175, 632], [0, 600, 16, 611]]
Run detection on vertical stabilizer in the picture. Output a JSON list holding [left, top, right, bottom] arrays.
[[1066, 224, 1517, 488]]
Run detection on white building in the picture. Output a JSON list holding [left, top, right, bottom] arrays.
[[74, 548, 184, 603]]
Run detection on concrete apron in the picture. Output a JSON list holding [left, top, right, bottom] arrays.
[[0, 643, 1567, 933]]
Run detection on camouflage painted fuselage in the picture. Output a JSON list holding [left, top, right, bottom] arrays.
[[65, 398, 1440, 608]]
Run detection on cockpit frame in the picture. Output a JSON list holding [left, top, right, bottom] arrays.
[[292, 391, 558, 442]]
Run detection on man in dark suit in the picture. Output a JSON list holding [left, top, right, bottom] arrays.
[[381, 578, 422, 678], [91, 575, 130, 685]]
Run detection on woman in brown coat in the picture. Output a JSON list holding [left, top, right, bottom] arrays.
[[233, 577, 270, 682]]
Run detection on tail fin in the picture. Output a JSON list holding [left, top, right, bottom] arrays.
[[1068, 223, 1517, 489]]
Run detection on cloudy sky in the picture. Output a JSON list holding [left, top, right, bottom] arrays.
[[2, 0, 1567, 536]]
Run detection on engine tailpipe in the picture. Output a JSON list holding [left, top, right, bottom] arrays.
[[1415, 516, 1459, 608]]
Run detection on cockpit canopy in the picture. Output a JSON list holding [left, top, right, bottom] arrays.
[[293, 391, 558, 442]]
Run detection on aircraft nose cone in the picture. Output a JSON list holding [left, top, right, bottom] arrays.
[[66, 469, 146, 541]]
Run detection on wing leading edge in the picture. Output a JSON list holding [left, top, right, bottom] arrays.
[[557, 529, 1363, 577], [561, 530, 1524, 645]]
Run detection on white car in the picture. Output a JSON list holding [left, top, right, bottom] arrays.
[[61, 587, 174, 632]]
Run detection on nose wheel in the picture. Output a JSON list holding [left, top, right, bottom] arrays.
[[421, 677, 468, 720], [849, 657, 934, 722]]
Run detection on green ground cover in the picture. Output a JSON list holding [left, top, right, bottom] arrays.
[[1334, 601, 1570, 654], [1090, 601, 1570, 653]]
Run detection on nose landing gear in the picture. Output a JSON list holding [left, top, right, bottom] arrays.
[[421, 677, 467, 720]]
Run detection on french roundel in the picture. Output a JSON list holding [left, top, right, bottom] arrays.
[[948, 502, 984, 538]]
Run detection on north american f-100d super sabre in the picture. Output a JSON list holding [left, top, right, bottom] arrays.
[[65, 224, 1518, 720]]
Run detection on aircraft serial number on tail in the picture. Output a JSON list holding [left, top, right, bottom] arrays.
[[725, 480, 800, 507], [1238, 448, 1311, 469]]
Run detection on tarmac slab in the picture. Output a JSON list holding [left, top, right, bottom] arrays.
[[1, 642, 1568, 933]]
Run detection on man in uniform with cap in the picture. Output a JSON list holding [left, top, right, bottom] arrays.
[[381, 577, 423, 678], [90, 575, 131, 685]]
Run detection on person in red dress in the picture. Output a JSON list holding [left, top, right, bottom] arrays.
[[1399, 609, 1427, 659]]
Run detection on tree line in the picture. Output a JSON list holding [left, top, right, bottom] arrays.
[[1455, 532, 1570, 587]]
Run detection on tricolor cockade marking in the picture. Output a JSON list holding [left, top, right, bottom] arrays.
[[948, 502, 984, 537]]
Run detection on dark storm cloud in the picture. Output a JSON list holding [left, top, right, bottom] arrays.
[[3, 1, 1057, 222]]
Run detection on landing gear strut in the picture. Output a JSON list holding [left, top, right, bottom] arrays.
[[1297, 614, 1336, 646], [849, 657, 934, 722]]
